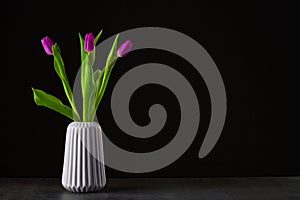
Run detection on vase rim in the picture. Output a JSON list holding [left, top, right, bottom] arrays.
[[71, 121, 99, 123], [68, 121, 101, 128]]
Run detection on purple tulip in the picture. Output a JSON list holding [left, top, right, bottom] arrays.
[[84, 33, 94, 52], [41, 36, 54, 55], [117, 40, 133, 57]]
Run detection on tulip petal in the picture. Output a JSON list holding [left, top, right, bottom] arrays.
[[84, 33, 95, 52], [41, 36, 54, 55], [117, 40, 133, 57]]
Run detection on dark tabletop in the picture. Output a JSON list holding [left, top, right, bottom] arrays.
[[1, 177, 300, 200]]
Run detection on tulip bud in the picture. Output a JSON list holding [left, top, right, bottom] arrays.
[[41, 36, 54, 55], [84, 33, 95, 52], [117, 40, 133, 57]]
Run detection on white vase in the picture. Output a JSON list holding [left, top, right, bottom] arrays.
[[61, 122, 106, 192]]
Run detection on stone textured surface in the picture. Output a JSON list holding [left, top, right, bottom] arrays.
[[1, 177, 300, 200]]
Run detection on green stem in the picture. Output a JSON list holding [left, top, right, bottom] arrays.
[[82, 60, 88, 121]]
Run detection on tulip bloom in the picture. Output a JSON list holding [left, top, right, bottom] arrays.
[[117, 40, 133, 57], [84, 33, 94, 52], [41, 36, 54, 55]]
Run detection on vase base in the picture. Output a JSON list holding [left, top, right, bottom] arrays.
[[62, 183, 106, 193]]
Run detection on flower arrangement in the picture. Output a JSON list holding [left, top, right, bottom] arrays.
[[32, 30, 132, 122]]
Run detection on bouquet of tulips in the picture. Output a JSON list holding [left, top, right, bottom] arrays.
[[32, 30, 132, 122]]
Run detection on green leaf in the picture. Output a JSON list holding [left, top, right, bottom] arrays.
[[89, 35, 120, 120], [88, 69, 103, 120], [88, 50, 95, 68], [52, 44, 72, 103], [94, 30, 103, 45], [79, 33, 91, 120], [81, 53, 94, 121], [79, 33, 88, 63], [53, 59, 62, 79], [32, 88, 74, 120], [52, 44, 80, 121], [106, 34, 119, 67], [87, 83, 96, 121], [90, 60, 117, 120], [98, 62, 115, 102], [52, 44, 66, 78], [93, 69, 102, 87], [89, 34, 120, 121]]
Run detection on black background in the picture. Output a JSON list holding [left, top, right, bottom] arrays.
[[2, 1, 300, 178]]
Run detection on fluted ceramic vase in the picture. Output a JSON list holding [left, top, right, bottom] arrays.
[[61, 122, 106, 192]]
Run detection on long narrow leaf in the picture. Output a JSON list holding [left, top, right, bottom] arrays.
[[94, 30, 103, 45], [88, 50, 95, 70], [32, 88, 73, 120], [79, 33, 88, 63], [53, 59, 62, 79], [52, 45, 72, 104], [89, 69, 104, 120], [52, 44, 80, 121], [98, 61, 115, 103], [82, 52, 95, 121], [93, 69, 102, 85], [52, 44, 66, 77], [106, 34, 119, 67], [90, 35, 120, 120], [87, 83, 96, 121], [90, 60, 117, 120], [93, 69, 103, 99]]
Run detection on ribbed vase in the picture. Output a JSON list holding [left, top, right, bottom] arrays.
[[61, 122, 106, 192]]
